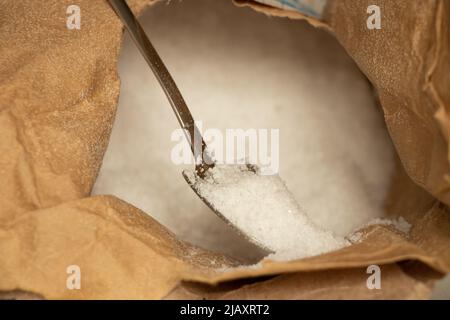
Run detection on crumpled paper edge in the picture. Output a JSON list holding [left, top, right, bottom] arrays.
[[0, 0, 448, 298]]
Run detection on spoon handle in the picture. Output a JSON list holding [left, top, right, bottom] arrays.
[[108, 0, 213, 173]]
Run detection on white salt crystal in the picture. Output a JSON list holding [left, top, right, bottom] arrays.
[[185, 164, 348, 259], [360, 217, 412, 234], [348, 217, 412, 244], [393, 217, 412, 234]]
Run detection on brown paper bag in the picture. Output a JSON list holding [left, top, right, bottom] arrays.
[[0, 0, 449, 299]]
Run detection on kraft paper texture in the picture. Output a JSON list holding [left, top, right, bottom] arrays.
[[0, 0, 449, 299]]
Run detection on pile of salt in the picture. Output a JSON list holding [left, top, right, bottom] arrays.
[[185, 164, 348, 260]]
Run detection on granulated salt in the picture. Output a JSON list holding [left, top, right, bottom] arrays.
[[362, 217, 411, 234], [93, 0, 397, 261], [347, 217, 411, 245], [185, 164, 348, 258]]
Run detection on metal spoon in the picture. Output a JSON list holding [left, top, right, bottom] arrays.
[[108, 0, 213, 176], [108, 0, 276, 252]]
